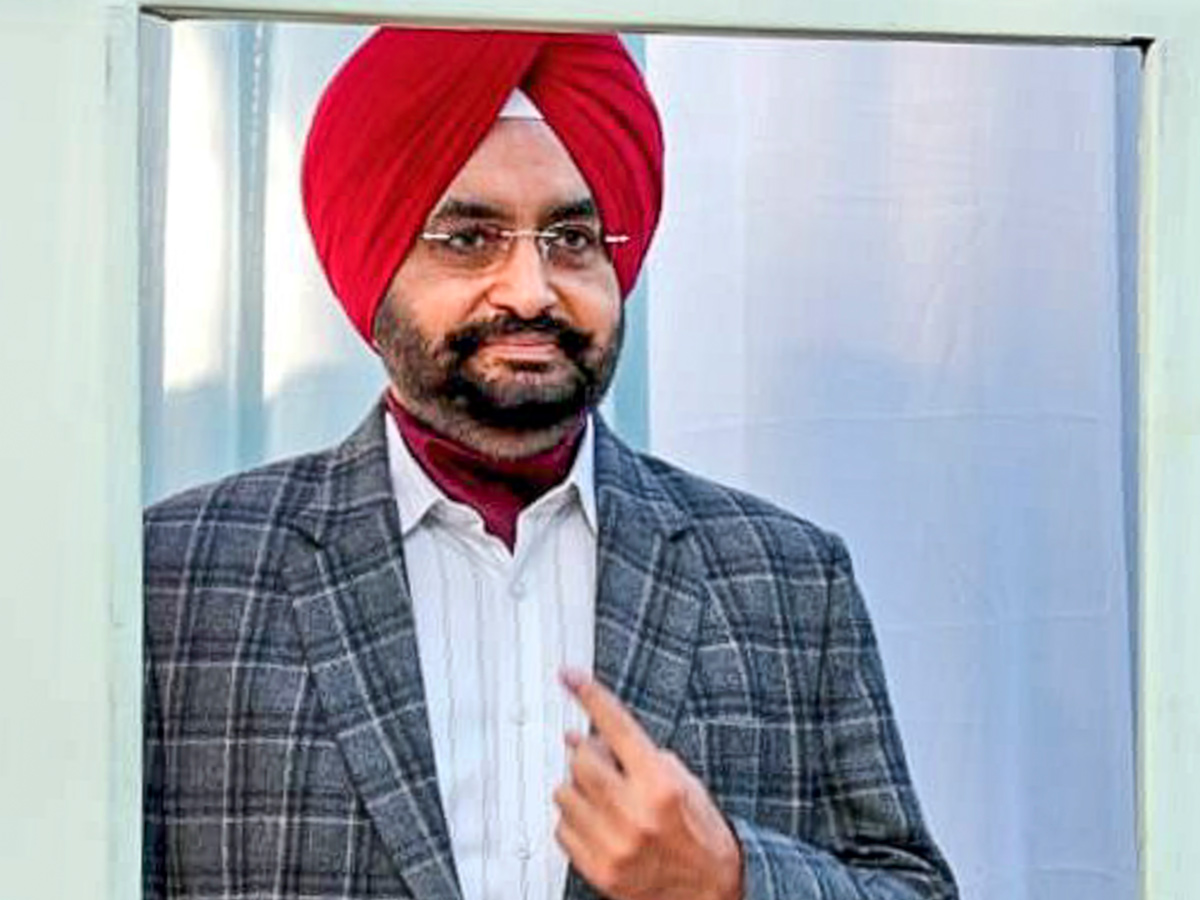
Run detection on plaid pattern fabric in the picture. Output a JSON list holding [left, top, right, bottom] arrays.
[[145, 403, 957, 900]]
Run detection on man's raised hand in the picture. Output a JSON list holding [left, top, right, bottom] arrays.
[[553, 668, 744, 900]]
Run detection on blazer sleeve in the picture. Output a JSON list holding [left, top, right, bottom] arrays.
[[727, 534, 957, 899]]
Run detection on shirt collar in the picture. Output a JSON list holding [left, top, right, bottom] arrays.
[[385, 412, 598, 537], [563, 416, 597, 531], [385, 411, 444, 536]]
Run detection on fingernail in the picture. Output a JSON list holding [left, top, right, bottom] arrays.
[[559, 666, 587, 692], [564, 729, 582, 748]]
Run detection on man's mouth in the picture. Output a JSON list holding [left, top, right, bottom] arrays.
[[477, 333, 563, 362], [446, 315, 591, 363]]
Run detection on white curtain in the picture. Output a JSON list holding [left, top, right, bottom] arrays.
[[142, 22, 1139, 900], [644, 35, 1139, 900]]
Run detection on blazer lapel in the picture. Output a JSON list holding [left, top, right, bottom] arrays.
[[283, 405, 462, 900], [562, 421, 710, 900], [590, 418, 709, 747]]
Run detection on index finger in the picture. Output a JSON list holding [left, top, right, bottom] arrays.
[[560, 667, 658, 772]]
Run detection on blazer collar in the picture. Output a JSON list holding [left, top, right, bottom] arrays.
[[592, 415, 689, 539], [289, 403, 692, 543], [287, 402, 709, 900], [287, 400, 397, 545]]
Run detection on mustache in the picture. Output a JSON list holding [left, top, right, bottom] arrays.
[[444, 314, 592, 359]]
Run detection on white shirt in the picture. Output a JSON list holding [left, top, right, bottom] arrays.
[[385, 415, 597, 900]]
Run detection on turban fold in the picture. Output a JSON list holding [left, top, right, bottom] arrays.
[[302, 28, 665, 342]]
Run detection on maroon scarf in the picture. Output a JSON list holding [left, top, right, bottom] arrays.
[[386, 392, 585, 550]]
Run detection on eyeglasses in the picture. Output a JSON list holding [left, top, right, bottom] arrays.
[[417, 222, 630, 275]]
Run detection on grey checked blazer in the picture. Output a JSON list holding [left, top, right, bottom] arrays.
[[144, 403, 957, 900]]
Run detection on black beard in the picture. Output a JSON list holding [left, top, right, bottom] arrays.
[[376, 303, 623, 435]]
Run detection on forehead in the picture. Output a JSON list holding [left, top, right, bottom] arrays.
[[433, 119, 595, 215]]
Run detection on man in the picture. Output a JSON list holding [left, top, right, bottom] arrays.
[[144, 27, 957, 900]]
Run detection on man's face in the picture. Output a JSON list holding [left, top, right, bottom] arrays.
[[375, 119, 624, 445]]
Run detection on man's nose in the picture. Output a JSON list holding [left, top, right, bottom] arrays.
[[486, 235, 556, 318]]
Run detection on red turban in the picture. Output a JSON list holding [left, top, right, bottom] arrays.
[[302, 28, 664, 343]]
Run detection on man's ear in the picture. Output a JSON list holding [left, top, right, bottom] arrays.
[[369, 295, 389, 354]]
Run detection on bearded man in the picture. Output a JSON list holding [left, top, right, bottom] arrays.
[[143, 27, 957, 900]]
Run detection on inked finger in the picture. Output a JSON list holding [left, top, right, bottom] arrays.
[[560, 669, 657, 774]]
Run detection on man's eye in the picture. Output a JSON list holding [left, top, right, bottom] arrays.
[[549, 225, 599, 252], [444, 226, 494, 252]]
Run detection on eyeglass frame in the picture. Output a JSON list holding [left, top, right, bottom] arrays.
[[415, 221, 631, 275]]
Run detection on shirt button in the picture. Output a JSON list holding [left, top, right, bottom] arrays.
[[510, 706, 527, 726], [510, 579, 527, 598], [515, 842, 532, 861]]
